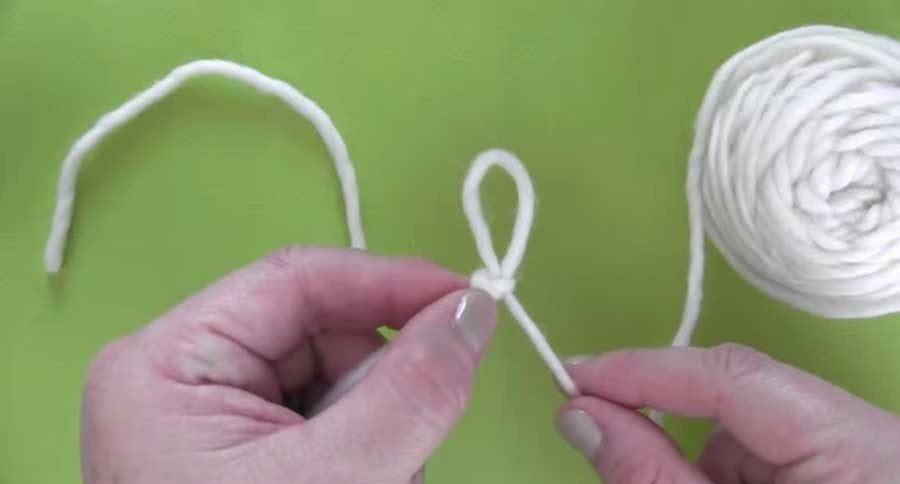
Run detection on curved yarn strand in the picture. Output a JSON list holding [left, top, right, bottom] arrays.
[[44, 59, 365, 273], [463, 148, 578, 398], [673, 25, 900, 348]]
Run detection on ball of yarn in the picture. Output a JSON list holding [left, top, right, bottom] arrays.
[[683, 25, 900, 327]]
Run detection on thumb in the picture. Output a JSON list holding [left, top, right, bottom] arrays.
[[556, 398, 712, 484], [304, 289, 497, 482]]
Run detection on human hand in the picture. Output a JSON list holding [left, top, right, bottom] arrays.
[[555, 344, 900, 483], [80, 247, 497, 484]]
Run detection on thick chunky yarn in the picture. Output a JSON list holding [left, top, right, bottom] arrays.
[[42, 61, 576, 396], [673, 25, 900, 347]]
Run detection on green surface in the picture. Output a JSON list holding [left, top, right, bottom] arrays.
[[2, 1, 900, 482]]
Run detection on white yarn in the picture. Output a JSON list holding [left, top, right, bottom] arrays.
[[464, 148, 579, 397], [43, 62, 575, 398], [43, 59, 365, 273], [673, 25, 900, 348]]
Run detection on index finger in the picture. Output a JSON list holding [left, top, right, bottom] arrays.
[[566, 344, 871, 465], [150, 246, 466, 361]]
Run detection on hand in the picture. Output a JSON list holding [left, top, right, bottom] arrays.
[[556, 344, 900, 484], [80, 247, 497, 484]]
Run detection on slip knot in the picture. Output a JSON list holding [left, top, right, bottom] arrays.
[[470, 268, 516, 300]]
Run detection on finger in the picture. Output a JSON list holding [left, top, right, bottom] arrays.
[[154, 246, 465, 361], [277, 332, 385, 414], [281, 289, 497, 482], [145, 247, 465, 400], [312, 331, 387, 384], [697, 426, 774, 484], [565, 343, 869, 464], [302, 339, 427, 483], [307, 343, 386, 417], [556, 397, 713, 483], [274, 341, 314, 394], [276, 331, 386, 392], [298, 333, 425, 484]]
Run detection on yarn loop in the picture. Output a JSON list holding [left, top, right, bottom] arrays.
[[463, 148, 579, 397], [42, 62, 577, 399]]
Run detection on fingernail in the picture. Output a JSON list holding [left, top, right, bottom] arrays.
[[556, 409, 603, 459], [565, 355, 595, 366], [454, 289, 495, 351]]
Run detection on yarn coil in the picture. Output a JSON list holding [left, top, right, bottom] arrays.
[[674, 25, 900, 347]]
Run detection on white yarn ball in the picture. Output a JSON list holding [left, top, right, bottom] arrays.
[[683, 25, 900, 326]]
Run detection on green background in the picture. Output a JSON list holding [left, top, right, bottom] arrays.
[[2, 1, 900, 482]]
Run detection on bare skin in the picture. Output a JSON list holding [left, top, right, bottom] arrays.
[[81, 246, 900, 483], [557, 345, 900, 484], [80, 247, 497, 484]]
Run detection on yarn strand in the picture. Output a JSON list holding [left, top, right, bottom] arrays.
[[45, 61, 576, 400], [44, 59, 365, 273], [672, 139, 707, 348], [463, 148, 579, 398]]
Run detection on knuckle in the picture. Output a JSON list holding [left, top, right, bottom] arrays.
[[84, 336, 131, 388], [703, 343, 774, 414], [705, 343, 772, 382], [263, 245, 312, 271], [614, 348, 647, 366], [147, 312, 233, 384], [261, 246, 325, 315]]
